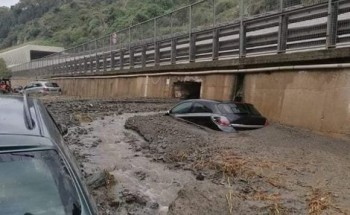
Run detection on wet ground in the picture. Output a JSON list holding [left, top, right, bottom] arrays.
[[45, 98, 350, 215]]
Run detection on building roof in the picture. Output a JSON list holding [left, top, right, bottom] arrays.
[[0, 45, 63, 68]]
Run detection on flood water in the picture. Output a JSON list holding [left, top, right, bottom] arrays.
[[70, 113, 195, 215]]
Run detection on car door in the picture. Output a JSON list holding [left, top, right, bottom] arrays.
[[169, 101, 193, 121], [31, 82, 43, 94], [35, 101, 98, 214], [24, 83, 34, 93], [189, 102, 215, 128]]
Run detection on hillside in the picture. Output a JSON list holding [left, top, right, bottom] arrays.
[[0, 0, 199, 50], [0, 0, 314, 50]]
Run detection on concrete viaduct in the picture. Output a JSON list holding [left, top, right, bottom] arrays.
[[10, 0, 350, 138]]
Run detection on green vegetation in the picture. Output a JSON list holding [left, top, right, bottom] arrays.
[[0, 58, 11, 78], [0, 0, 318, 50]]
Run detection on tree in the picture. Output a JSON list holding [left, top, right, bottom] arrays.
[[0, 58, 11, 79]]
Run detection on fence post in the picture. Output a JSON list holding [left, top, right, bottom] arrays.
[[213, 0, 216, 27], [239, 0, 246, 58], [326, 0, 338, 48], [277, 0, 288, 53]]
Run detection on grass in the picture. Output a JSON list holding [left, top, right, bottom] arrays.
[[168, 150, 189, 162], [308, 188, 332, 215]]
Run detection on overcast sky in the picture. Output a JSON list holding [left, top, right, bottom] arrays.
[[0, 0, 19, 7]]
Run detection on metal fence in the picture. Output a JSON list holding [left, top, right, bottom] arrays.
[[12, 0, 350, 77]]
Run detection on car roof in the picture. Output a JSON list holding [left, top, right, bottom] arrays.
[[0, 135, 55, 152], [0, 95, 58, 151], [0, 95, 41, 136], [180, 99, 221, 104], [179, 99, 252, 105]]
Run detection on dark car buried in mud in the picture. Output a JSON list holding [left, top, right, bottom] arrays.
[[0, 95, 97, 215], [167, 99, 268, 132]]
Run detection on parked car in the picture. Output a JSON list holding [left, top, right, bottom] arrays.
[[23, 81, 62, 95], [167, 99, 268, 132], [12, 85, 23, 93], [0, 94, 97, 215]]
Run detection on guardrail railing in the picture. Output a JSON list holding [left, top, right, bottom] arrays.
[[11, 0, 350, 77]]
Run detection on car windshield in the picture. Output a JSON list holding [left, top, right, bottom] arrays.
[[218, 103, 262, 116], [45, 82, 59, 88], [0, 150, 81, 215]]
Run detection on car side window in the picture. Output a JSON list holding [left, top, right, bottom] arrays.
[[33, 83, 42, 87], [171, 102, 193, 114], [191, 103, 212, 113], [24, 84, 33, 89]]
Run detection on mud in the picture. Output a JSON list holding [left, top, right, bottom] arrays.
[[126, 115, 350, 214], [45, 98, 350, 215]]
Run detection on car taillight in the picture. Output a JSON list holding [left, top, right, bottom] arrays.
[[213, 116, 231, 127], [265, 120, 269, 126]]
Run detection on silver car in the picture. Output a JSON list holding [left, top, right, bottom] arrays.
[[23, 81, 62, 95]]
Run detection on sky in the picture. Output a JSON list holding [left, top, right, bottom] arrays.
[[0, 0, 19, 7]]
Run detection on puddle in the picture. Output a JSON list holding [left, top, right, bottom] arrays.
[[70, 113, 195, 214]]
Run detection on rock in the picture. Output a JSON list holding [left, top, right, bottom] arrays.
[[91, 141, 99, 148], [124, 194, 137, 204], [196, 173, 205, 181], [109, 200, 120, 208], [122, 190, 148, 205], [134, 171, 147, 181], [87, 171, 109, 189], [149, 202, 159, 209]]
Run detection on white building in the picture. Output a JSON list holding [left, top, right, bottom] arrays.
[[0, 44, 64, 69]]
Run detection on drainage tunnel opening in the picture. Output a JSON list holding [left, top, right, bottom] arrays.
[[173, 81, 201, 99]]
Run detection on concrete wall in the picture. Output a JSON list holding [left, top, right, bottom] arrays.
[[244, 69, 350, 137], [11, 68, 350, 137], [48, 74, 236, 101]]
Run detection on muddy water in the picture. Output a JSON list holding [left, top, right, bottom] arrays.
[[72, 113, 195, 215]]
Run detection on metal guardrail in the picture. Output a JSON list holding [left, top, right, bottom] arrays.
[[11, 0, 350, 77]]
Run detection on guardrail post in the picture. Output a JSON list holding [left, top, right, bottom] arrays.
[[141, 45, 147, 68], [171, 38, 177, 64], [212, 28, 219, 60], [326, 0, 338, 48], [130, 47, 134, 69], [239, 23, 246, 57], [239, 0, 246, 58], [277, 15, 288, 53], [155, 42, 160, 66], [120, 49, 124, 70], [103, 52, 107, 72], [189, 33, 196, 62], [84, 57, 87, 73], [111, 51, 115, 70], [90, 56, 93, 73], [95, 54, 99, 73]]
